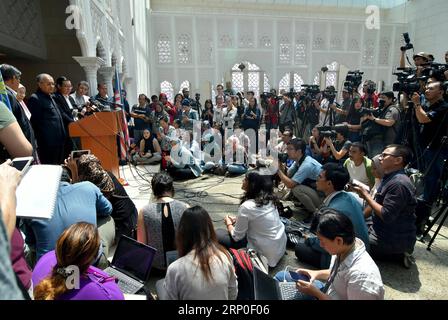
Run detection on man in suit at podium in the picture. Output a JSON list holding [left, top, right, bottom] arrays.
[[28, 74, 66, 165]]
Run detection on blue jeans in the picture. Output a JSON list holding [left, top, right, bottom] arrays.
[[274, 271, 325, 300], [227, 164, 248, 175], [423, 148, 448, 204]]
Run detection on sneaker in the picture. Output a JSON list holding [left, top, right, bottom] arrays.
[[403, 252, 416, 269]]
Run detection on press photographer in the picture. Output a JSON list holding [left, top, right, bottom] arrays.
[[297, 85, 321, 137], [321, 126, 352, 164], [360, 91, 402, 158], [316, 86, 338, 127], [330, 88, 352, 124], [361, 80, 379, 109], [279, 91, 296, 133], [411, 79, 448, 206], [260, 92, 279, 141]]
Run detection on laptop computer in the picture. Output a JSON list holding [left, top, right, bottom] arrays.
[[253, 266, 305, 300], [104, 236, 157, 294]]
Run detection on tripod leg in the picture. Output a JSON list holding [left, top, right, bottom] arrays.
[[426, 205, 448, 251]]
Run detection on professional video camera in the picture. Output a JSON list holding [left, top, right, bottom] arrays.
[[344, 71, 364, 93], [425, 62, 448, 80], [302, 85, 321, 100], [323, 87, 338, 104], [260, 92, 281, 101], [400, 32, 414, 52], [392, 68, 425, 96]]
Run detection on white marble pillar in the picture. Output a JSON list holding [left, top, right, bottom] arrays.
[[72, 56, 105, 97]]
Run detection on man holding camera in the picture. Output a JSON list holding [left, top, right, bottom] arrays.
[[279, 92, 295, 133], [362, 91, 401, 158], [351, 145, 417, 268], [361, 80, 379, 109], [412, 80, 448, 206], [316, 86, 337, 127], [330, 88, 352, 125], [323, 126, 352, 164], [277, 138, 323, 217]]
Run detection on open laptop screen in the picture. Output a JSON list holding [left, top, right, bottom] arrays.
[[112, 236, 157, 282], [253, 266, 280, 300]]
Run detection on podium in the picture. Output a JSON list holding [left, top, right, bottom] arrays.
[[69, 112, 121, 178]]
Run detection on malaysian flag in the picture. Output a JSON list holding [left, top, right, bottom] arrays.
[[114, 66, 130, 162]]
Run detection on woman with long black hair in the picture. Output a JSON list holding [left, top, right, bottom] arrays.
[[157, 206, 237, 300], [217, 171, 287, 267]]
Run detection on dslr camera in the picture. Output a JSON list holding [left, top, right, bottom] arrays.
[[400, 32, 414, 52]]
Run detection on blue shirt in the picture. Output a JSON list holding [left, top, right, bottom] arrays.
[[325, 192, 370, 250], [26, 181, 112, 260], [288, 156, 322, 185]]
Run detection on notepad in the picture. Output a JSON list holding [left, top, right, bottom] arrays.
[[15, 165, 62, 219]]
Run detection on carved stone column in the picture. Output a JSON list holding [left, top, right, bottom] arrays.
[[72, 56, 105, 96]]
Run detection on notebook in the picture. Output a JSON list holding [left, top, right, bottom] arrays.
[[15, 165, 62, 220], [253, 266, 306, 300], [104, 235, 157, 294]]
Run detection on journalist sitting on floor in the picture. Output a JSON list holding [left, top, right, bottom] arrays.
[[295, 163, 369, 269], [275, 209, 384, 300], [277, 138, 323, 218], [351, 145, 417, 268]]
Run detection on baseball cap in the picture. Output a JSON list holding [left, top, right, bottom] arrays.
[[413, 52, 431, 61]]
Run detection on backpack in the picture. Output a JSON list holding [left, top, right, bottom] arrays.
[[229, 248, 254, 300]]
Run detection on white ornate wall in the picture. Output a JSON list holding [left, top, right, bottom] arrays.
[[150, 0, 408, 100], [70, 0, 152, 105]]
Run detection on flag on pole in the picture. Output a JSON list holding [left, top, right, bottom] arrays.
[[0, 72, 12, 111], [114, 66, 130, 162]]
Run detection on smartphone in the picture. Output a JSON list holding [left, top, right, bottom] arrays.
[[11, 157, 34, 174], [289, 271, 311, 282], [71, 150, 91, 160]]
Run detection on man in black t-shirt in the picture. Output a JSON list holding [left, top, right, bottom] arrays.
[[412, 80, 448, 204]]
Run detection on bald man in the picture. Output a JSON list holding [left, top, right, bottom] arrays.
[[27, 74, 66, 164]]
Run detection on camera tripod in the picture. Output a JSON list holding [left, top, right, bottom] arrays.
[[400, 101, 425, 171], [420, 137, 448, 251]]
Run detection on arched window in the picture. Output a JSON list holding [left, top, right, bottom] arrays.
[[279, 73, 290, 93], [325, 61, 339, 88], [293, 74, 304, 92], [231, 61, 265, 98], [160, 81, 174, 103], [179, 80, 191, 93], [313, 72, 321, 86], [264, 74, 270, 93]]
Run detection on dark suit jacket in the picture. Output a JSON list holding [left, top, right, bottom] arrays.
[[28, 89, 66, 147], [53, 92, 76, 128], [6, 87, 37, 149]]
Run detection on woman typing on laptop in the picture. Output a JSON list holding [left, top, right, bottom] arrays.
[[32, 223, 124, 300]]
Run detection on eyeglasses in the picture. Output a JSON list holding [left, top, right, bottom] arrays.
[[379, 152, 399, 159]]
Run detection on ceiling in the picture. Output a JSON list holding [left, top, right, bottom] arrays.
[[215, 0, 408, 9]]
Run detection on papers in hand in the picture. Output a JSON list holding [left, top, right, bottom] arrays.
[[15, 165, 62, 220]]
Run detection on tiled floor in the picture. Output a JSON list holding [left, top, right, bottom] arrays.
[[120, 164, 448, 300]]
